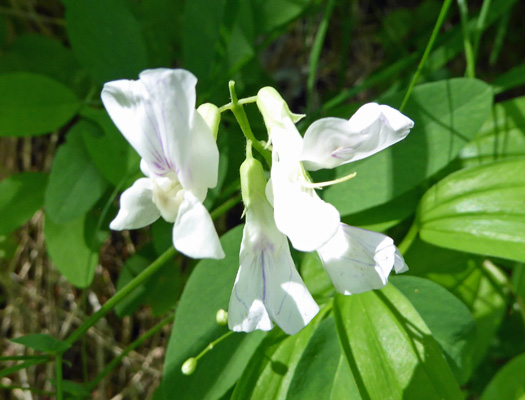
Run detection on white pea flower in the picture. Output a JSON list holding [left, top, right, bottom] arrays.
[[228, 151, 319, 335], [101, 68, 224, 259], [257, 87, 412, 294]]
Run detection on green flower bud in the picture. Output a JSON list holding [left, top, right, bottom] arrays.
[[256, 87, 304, 132], [216, 309, 228, 325], [197, 103, 221, 140], [181, 357, 197, 375]]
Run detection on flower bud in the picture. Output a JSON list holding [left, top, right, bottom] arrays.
[[181, 357, 197, 375], [216, 309, 228, 325], [197, 103, 221, 140], [256, 87, 304, 131]]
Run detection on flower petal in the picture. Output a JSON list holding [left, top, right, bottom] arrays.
[[178, 111, 220, 199], [101, 68, 197, 176], [301, 103, 414, 171], [317, 224, 402, 295], [271, 160, 340, 252], [110, 178, 160, 230], [229, 203, 318, 335], [394, 248, 409, 273], [172, 190, 225, 259]]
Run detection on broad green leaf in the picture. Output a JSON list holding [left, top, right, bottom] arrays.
[[44, 213, 103, 288], [162, 226, 265, 400], [0, 73, 81, 137], [391, 276, 476, 384], [334, 284, 463, 400], [45, 122, 110, 224], [80, 108, 140, 187], [231, 309, 326, 400], [0, 34, 88, 97], [480, 353, 525, 400], [0, 172, 47, 235], [405, 238, 509, 369], [64, 0, 148, 84], [318, 78, 492, 216], [252, 0, 310, 33], [11, 334, 70, 354], [300, 251, 334, 300], [492, 64, 525, 95], [419, 158, 525, 262], [460, 96, 525, 166], [287, 317, 360, 400]]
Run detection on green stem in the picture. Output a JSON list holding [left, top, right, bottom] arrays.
[[65, 246, 176, 346], [56, 353, 63, 400], [228, 81, 272, 166], [194, 330, 234, 362], [457, 0, 476, 78], [219, 96, 258, 113], [87, 314, 174, 391], [472, 0, 492, 61], [397, 221, 419, 256], [307, 0, 337, 113], [399, 0, 453, 111], [64, 195, 239, 347]]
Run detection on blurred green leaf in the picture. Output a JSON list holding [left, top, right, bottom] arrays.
[[162, 226, 265, 400], [391, 276, 476, 384], [0, 73, 81, 137], [419, 158, 525, 262], [460, 96, 525, 166], [44, 213, 103, 288], [0, 172, 47, 235], [320, 78, 493, 216], [287, 317, 360, 400], [0, 34, 88, 96], [480, 352, 525, 400], [492, 65, 525, 95], [334, 284, 463, 399], [45, 122, 109, 224], [80, 108, 140, 187], [11, 334, 70, 354], [64, 0, 148, 83], [300, 251, 334, 299]]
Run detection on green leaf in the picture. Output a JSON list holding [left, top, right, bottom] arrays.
[[460, 96, 525, 166], [44, 213, 103, 288], [404, 238, 509, 369], [333, 284, 463, 400], [45, 122, 110, 223], [80, 108, 140, 187], [231, 309, 326, 400], [0, 73, 81, 137], [419, 158, 525, 262], [287, 317, 361, 400], [0, 34, 88, 97], [64, 0, 148, 83], [11, 334, 70, 354], [162, 226, 265, 400], [319, 78, 492, 216], [480, 353, 525, 400], [390, 276, 476, 384], [0, 172, 47, 235]]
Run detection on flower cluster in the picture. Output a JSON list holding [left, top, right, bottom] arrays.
[[102, 68, 414, 336]]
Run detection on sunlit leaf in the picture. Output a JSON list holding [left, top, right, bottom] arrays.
[[480, 353, 525, 400], [419, 158, 525, 262]]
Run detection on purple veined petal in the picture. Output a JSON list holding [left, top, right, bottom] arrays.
[[270, 159, 340, 252], [172, 190, 225, 259], [317, 224, 406, 295], [101, 68, 198, 177], [110, 178, 161, 230], [301, 103, 414, 171], [228, 199, 319, 335]]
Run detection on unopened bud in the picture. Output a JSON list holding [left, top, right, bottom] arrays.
[[216, 309, 228, 325], [181, 357, 197, 375], [197, 103, 221, 140]]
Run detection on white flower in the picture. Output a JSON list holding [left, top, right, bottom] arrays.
[[257, 87, 413, 293], [101, 68, 224, 259], [228, 153, 319, 335]]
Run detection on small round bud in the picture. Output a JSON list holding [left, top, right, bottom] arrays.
[[181, 357, 197, 375], [216, 309, 228, 326]]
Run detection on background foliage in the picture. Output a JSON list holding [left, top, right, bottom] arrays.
[[0, 0, 524, 399]]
